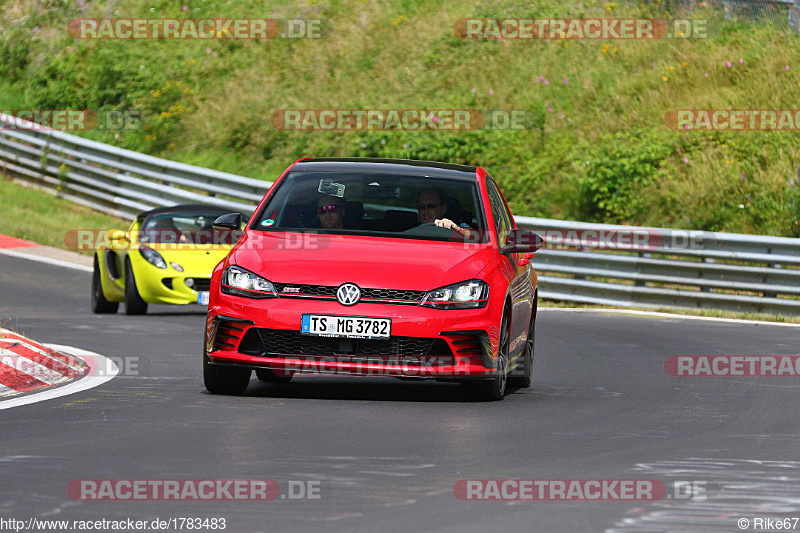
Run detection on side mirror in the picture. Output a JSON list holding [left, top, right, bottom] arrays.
[[501, 229, 544, 254], [108, 229, 128, 242], [213, 213, 243, 231]]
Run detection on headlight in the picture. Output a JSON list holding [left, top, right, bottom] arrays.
[[420, 280, 489, 309], [221, 265, 277, 299], [139, 245, 166, 269]]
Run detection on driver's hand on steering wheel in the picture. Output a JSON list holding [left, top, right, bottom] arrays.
[[434, 218, 465, 235]]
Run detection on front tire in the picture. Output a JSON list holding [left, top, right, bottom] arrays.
[[124, 260, 148, 315], [91, 256, 118, 314], [462, 310, 510, 402], [203, 348, 251, 395]]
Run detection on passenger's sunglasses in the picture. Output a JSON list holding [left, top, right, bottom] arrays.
[[317, 205, 341, 214], [417, 202, 440, 210]]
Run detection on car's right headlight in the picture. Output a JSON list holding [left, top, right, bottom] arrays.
[[420, 280, 489, 309], [221, 265, 278, 299]]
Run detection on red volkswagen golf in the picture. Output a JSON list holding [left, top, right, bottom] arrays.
[[204, 158, 542, 401]]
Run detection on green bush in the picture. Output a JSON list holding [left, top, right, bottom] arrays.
[[0, 29, 31, 82], [578, 130, 676, 223]]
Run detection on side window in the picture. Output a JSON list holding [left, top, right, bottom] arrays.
[[495, 181, 516, 231], [486, 179, 512, 247]]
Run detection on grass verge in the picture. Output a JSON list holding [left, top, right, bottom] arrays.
[[0, 176, 128, 255]]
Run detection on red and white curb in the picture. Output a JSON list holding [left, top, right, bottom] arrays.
[[0, 234, 92, 272], [0, 234, 39, 250], [0, 329, 118, 409]]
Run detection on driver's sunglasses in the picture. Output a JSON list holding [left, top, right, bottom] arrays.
[[317, 205, 341, 214], [417, 202, 440, 210]]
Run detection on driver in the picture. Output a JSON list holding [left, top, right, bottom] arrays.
[[417, 188, 472, 238], [317, 195, 346, 230], [150, 216, 188, 243], [416, 188, 448, 224]]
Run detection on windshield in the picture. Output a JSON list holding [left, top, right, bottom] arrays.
[[251, 172, 487, 243], [139, 212, 237, 245]]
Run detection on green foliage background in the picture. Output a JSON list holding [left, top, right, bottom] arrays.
[[2, 0, 799, 236]]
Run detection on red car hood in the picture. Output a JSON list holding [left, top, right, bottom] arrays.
[[228, 232, 495, 290]]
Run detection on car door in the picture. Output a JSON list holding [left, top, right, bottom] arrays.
[[486, 177, 533, 358]]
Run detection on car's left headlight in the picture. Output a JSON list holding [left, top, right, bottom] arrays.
[[420, 280, 489, 309]]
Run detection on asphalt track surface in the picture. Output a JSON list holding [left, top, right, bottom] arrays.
[[1, 253, 799, 533]]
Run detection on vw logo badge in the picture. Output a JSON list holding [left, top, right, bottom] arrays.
[[336, 283, 361, 306]]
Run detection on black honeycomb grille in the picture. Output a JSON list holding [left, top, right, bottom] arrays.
[[273, 283, 425, 302], [244, 328, 448, 358]]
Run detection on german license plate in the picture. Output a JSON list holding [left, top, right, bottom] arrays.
[[197, 291, 210, 305], [301, 314, 391, 339]]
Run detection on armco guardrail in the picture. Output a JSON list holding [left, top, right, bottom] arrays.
[[516, 217, 800, 315], [1, 113, 799, 315], [0, 112, 271, 219]]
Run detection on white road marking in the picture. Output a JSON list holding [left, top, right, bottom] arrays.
[[541, 307, 800, 327], [608, 458, 800, 532], [0, 248, 92, 272]]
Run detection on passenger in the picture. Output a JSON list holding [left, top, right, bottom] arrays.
[[317, 195, 346, 230]]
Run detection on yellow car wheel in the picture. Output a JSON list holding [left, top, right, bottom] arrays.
[[124, 260, 148, 315], [91, 256, 119, 314]]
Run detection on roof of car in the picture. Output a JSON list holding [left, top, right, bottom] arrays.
[[137, 204, 238, 219], [291, 158, 480, 180]]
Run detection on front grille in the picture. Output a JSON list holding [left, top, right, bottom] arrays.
[[274, 283, 336, 297], [361, 288, 426, 301], [186, 278, 211, 292], [273, 283, 425, 302], [240, 328, 453, 360]]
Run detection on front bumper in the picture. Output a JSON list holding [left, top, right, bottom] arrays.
[[135, 265, 214, 305], [205, 295, 502, 380]]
